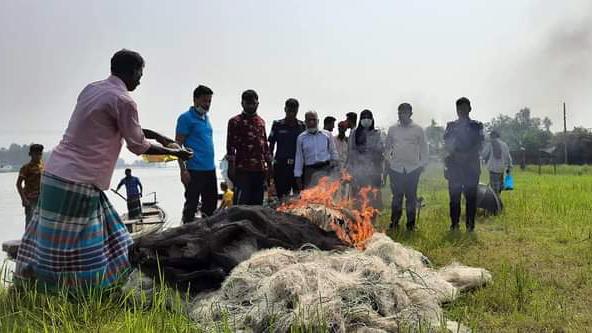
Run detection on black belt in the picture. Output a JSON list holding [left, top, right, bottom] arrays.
[[274, 158, 295, 166], [305, 161, 330, 169]]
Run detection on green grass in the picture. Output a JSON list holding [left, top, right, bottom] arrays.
[[377, 164, 592, 332], [1, 165, 592, 332]]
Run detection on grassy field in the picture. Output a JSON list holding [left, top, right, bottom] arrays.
[[1, 165, 591, 332]]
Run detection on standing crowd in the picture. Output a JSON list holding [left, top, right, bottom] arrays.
[[13, 49, 513, 289]]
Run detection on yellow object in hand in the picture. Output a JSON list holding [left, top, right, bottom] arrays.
[[141, 142, 180, 163]]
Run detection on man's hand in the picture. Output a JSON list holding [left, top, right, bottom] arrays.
[[175, 148, 193, 161], [181, 170, 191, 186], [296, 177, 303, 191]]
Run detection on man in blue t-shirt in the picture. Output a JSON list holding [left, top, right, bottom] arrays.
[[116, 168, 143, 219], [176, 85, 217, 223]]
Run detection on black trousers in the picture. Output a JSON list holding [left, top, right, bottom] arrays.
[[233, 171, 265, 205], [273, 160, 299, 199], [448, 179, 479, 230], [303, 162, 332, 188], [389, 168, 421, 228], [183, 170, 218, 223]]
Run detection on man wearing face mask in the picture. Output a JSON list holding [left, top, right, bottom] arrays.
[[268, 98, 306, 199], [176, 85, 217, 222], [443, 97, 484, 232], [227, 90, 272, 205], [294, 111, 339, 189], [384, 103, 429, 231]]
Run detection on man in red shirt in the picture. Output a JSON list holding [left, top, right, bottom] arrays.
[[226, 90, 272, 205]]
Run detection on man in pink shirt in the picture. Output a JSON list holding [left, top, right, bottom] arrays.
[[15, 49, 192, 289]]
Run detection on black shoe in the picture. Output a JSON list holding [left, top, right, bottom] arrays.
[[406, 223, 416, 232], [389, 222, 399, 231], [450, 224, 460, 231]]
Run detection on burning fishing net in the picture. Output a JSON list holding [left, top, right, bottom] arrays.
[[278, 173, 377, 249], [128, 172, 491, 331], [188, 233, 491, 332]]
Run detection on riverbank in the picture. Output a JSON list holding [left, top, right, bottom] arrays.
[[1, 165, 591, 331]]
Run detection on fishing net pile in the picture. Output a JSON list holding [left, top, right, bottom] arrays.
[[187, 233, 491, 332], [129, 206, 347, 292]]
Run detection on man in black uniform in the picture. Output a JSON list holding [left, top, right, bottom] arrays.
[[268, 98, 306, 199], [443, 97, 484, 232]]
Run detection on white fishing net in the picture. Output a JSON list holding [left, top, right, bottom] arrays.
[[185, 233, 491, 332]]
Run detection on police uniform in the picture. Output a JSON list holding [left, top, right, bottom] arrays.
[[268, 119, 306, 198], [443, 118, 484, 231]]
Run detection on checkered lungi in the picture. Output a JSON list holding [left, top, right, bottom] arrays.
[[15, 172, 133, 288], [127, 194, 142, 219]]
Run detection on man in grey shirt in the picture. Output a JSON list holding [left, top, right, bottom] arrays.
[[294, 111, 339, 189], [481, 130, 512, 194], [384, 103, 429, 231]]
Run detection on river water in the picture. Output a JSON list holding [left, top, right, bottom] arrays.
[[0, 167, 190, 263]]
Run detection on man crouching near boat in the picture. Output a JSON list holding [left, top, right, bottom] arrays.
[[15, 49, 192, 289]]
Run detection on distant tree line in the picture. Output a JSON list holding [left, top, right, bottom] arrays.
[[425, 107, 592, 165], [0, 144, 126, 168]]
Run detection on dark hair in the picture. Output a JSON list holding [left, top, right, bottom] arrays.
[[285, 98, 299, 108], [346, 112, 357, 120], [456, 97, 471, 108], [355, 109, 375, 146], [111, 49, 144, 76], [220, 181, 228, 189], [193, 85, 213, 99], [241, 89, 259, 102], [324, 116, 336, 126], [125, 168, 131, 173], [398, 103, 412, 112], [29, 144, 44, 154]]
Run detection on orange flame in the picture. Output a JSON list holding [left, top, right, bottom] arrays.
[[278, 172, 377, 249]]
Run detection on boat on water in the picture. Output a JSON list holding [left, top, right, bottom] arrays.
[[1, 192, 167, 260]]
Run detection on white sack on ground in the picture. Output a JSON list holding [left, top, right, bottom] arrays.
[[189, 233, 492, 332]]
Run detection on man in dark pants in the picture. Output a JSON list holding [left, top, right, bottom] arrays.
[[176, 85, 218, 223], [116, 168, 143, 219], [443, 97, 484, 232], [227, 90, 272, 205], [269, 98, 305, 200], [384, 103, 429, 231]]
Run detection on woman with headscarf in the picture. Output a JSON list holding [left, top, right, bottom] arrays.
[[347, 110, 385, 209], [481, 130, 512, 194]]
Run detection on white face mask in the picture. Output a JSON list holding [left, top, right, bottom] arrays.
[[307, 127, 318, 134], [360, 118, 373, 128], [196, 106, 208, 115]]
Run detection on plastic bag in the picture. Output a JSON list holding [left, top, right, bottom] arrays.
[[503, 173, 514, 190]]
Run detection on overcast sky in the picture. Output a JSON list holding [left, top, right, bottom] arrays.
[[1, 0, 591, 161]]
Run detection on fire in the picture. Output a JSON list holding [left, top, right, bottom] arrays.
[[278, 172, 377, 249]]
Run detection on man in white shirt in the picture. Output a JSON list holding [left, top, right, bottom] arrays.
[[481, 130, 512, 194], [294, 111, 339, 189], [335, 121, 349, 169], [384, 103, 429, 231]]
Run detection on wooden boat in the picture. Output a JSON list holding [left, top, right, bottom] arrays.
[[2, 193, 167, 260]]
